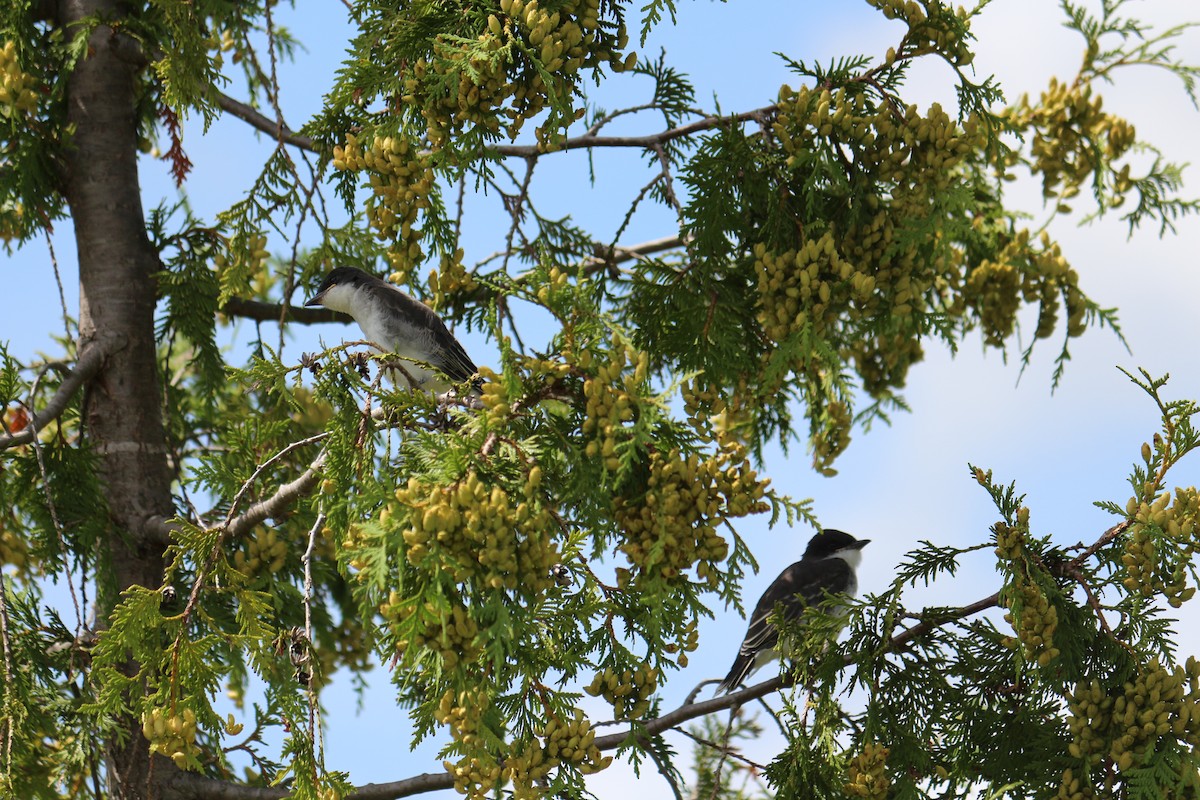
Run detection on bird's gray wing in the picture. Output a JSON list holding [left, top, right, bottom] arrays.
[[376, 285, 479, 384], [737, 557, 853, 656]]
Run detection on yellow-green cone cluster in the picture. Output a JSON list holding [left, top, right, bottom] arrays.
[[437, 689, 611, 800], [759, 77, 1093, 422], [410, 33, 511, 145], [753, 235, 866, 343], [770, 84, 978, 315], [401, 0, 631, 150], [1008, 77, 1136, 204], [437, 687, 504, 797], [810, 399, 852, 477], [477, 357, 572, 430], [994, 510, 1060, 667], [1058, 658, 1200, 798], [380, 594, 481, 670], [329, 1, 637, 292], [141, 706, 198, 770], [425, 248, 479, 312], [867, 0, 974, 66], [232, 526, 288, 578], [663, 618, 699, 668], [0, 41, 37, 117], [764, 84, 984, 399], [681, 379, 751, 445], [962, 229, 1086, 346], [1122, 487, 1200, 607], [214, 232, 268, 274], [436, 686, 492, 752], [613, 444, 768, 587], [580, 344, 644, 473], [394, 470, 560, 594], [331, 134, 435, 275], [534, 709, 611, 776], [583, 661, 659, 720], [0, 521, 28, 570], [845, 742, 891, 800]]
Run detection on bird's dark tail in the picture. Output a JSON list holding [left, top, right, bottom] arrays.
[[718, 653, 754, 694]]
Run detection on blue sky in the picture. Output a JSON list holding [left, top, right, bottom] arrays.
[[4, 0, 1200, 794]]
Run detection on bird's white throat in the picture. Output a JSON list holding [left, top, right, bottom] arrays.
[[832, 547, 864, 571], [314, 282, 361, 316]]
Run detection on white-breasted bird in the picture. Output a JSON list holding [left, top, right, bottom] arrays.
[[718, 528, 869, 693], [305, 267, 480, 394]]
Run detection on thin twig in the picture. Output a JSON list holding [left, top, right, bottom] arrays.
[[491, 105, 777, 157], [1070, 519, 1133, 568], [755, 695, 788, 739], [672, 723, 768, 772], [708, 707, 738, 800], [608, 173, 664, 255], [652, 142, 684, 221], [684, 678, 721, 706], [214, 92, 316, 150], [302, 511, 326, 772], [500, 157, 537, 277], [221, 297, 350, 325], [42, 226, 73, 343]]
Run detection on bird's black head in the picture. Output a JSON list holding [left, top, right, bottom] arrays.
[[804, 528, 870, 559], [305, 267, 372, 307]]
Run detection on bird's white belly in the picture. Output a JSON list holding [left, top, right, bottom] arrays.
[[357, 314, 442, 390]]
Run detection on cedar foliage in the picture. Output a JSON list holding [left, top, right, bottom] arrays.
[[0, 1, 1199, 799]]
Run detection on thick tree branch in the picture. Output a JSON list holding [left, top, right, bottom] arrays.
[[222, 297, 351, 325], [143, 444, 329, 544], [0, 345, 109, 450], [224, 451, 327, 540], [220, 235, 685, 325]]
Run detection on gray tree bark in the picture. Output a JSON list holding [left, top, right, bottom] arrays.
[[60, 0, 175, 796]]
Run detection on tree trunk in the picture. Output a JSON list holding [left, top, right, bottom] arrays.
[[59, 0, 174, 796]]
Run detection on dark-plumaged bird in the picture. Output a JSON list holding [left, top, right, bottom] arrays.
[[718, 528, 869, 693], [305, 267, 479, 394]]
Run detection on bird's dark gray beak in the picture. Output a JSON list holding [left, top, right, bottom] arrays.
[[304, 290, 326, 307], [853, 539, 871, 549]]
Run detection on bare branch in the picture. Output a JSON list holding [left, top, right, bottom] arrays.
[[593, 591, 1000, 751], [491, 105, 776, 157], [220, 235, 685, 327], [221, 297, 351, 325], [159, 770, 456, 800], [0, 345, 109, 451], [582, 234, 684, 270], [302, 511, 326, 760], [1069, 519, 1133, 567], [211, 93, 773, 162], [0, 567, 14, 776], [214, 92, 317, 152], [224, 434, 328, 531], [158, 590, 999, 800], [224, 451, 327, 541]]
